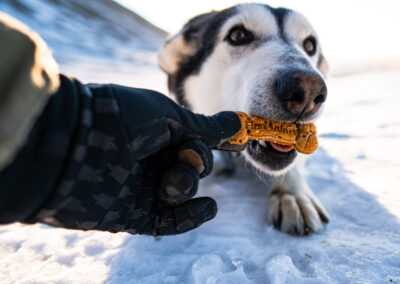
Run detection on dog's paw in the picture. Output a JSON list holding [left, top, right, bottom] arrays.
[[267, 187, 329, 236]]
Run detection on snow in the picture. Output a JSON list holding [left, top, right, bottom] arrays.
[[1, 1, 400, 283], [318, 70, 400, 219]]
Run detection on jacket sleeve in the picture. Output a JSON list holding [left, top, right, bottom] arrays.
[[0, 75, 80, 223], [0, 12, 60, 172]]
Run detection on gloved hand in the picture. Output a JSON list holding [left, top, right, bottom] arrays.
[[23, 76, 242, 235]]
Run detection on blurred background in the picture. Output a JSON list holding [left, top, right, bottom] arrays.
[[2, 0, 400, 81], [0, 1, 399, 283], [119, 0, 400, 72]]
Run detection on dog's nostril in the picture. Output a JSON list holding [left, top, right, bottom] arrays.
[[314, 94, 326, 104], [290, 91, 304, 104]]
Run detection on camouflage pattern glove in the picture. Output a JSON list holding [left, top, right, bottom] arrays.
[[26, 76, 241, 235]]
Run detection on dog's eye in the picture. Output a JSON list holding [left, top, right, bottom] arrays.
[[303, 36, 317, 56], [226, 25, 253, 46]]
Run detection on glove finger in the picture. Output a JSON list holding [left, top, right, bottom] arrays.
[[169, 111, 242, 149], [154, 197, 217, 236], [178, 140, 213, 178], [158, 162, 199, 206], [110, 87, 241, 151]]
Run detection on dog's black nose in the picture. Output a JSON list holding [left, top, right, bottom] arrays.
[[274, 70, 327, 118]]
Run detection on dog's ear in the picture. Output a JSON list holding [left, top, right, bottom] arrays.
[[317, 53, 329, 77], [159, 11, 217, 74]]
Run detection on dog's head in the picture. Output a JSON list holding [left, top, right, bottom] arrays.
[[159, 3, 329, 174]]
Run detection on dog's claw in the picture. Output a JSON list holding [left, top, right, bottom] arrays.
[[319, 212, 329, 223], [273, 218, 280, 229], [292, 225, 300, 236]]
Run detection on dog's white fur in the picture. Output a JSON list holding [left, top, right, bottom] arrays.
[[159, 4, 329, 235]]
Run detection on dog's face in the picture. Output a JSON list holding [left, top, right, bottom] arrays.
[[159, 3, 328, 174]]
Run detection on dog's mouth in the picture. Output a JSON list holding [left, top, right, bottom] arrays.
[[247, 139, 297, 171]]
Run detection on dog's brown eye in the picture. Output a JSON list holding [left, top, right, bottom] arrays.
[[226, 25, 253, 46], [303, 36, 317, 56]]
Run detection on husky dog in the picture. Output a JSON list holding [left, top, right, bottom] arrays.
[[158, 3, 329, 235]]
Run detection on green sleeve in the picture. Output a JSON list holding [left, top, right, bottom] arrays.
[[0, 12, 60, 172]]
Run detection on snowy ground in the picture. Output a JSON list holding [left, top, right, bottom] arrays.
[[1, 1, 400, 283], [1, 55, 399, 283]]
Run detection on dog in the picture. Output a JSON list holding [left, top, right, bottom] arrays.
[[158, 3, 329, 236]]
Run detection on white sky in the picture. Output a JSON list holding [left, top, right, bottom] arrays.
[[116, 0, 400, 65]]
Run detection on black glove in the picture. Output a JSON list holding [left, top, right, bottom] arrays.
[[0, 75, 241, 236]]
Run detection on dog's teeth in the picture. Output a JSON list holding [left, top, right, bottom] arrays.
[[258, 140, 267, 148]]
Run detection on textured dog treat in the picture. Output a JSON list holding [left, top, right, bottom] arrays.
[[227, 112, 318, 154], [294, 123, 318, 154]]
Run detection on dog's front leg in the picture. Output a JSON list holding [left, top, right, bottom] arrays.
[[267, 164, 329, 235]]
